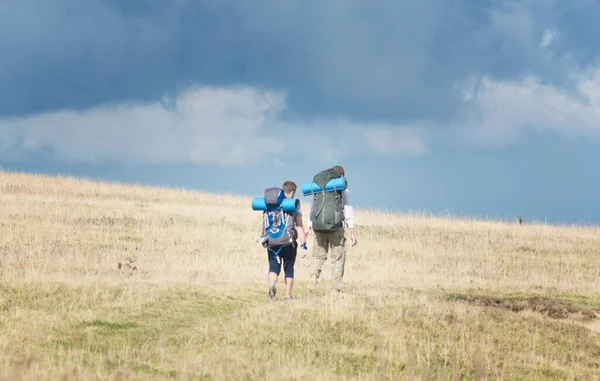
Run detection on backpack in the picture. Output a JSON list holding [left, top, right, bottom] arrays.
[[309, 169, 345, 232], [254, 187, 299, 257]]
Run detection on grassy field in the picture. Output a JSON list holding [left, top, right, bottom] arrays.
[[1, 170, 600, 380]]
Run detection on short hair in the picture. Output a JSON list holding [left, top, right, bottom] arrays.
[[282, 181, 297, 194], [331, 165, 345, 177]]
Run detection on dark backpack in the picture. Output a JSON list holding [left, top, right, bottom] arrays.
[[309, 169, 345, 232], [255, 187, 299, 256]]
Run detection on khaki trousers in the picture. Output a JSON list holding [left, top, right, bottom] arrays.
[[310, 228, 346, 291]]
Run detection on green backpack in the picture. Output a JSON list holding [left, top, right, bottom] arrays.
[[310, 169, 345, 232]]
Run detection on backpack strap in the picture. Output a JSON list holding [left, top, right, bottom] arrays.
[[312, 192, 325, 220], [266, 210, 286, 238], [268, 246, 285, 255], [267, 245, 284, 264]]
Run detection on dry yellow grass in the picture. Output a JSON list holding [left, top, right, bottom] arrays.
[[1, 169, 600, 380]]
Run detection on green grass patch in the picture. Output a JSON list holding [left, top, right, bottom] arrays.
[[132, 363, 178, 378], [4, 284, 600, 380], [81, 320, 138, 330], [3, 283, 256, 379]]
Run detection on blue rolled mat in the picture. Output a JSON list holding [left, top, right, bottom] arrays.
[[281, 198, 300, 212], [251, 197, 267, 211], [302, 177, 346, 196], [251, 197, 300, 212]]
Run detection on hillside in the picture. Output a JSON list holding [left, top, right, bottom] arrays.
[[1, 170, 600, 380]]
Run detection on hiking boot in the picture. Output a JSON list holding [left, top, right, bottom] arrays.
[[268, 285, 276, 302]]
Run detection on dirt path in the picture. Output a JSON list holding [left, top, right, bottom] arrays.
[[578, 318, 600, 333]]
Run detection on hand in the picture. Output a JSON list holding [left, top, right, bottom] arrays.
[[301, 248, 307, 258], [350, 233, 357, 247], [305, 228, 312, 237], [300, 242, 308, 258]]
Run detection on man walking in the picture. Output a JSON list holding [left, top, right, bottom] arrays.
[[306, 165, 357, 296]]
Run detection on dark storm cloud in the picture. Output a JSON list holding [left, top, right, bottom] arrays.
[[0, 0, 598, 123]]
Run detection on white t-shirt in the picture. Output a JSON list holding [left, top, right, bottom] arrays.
[[306, 189, 355, 229]]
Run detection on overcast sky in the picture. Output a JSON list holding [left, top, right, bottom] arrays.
[[2, 0, 600, 225]]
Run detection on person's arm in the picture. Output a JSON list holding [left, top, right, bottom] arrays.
[[305, 198, 314, 236], [343, 190, 357, 246], [295, 213, 308, 258]]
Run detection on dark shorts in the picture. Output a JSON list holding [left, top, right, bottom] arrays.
[[268, 245, 297, 278]]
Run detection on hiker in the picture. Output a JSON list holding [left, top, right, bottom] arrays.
[[306, 165, 357, 296], [265, 181, 307, 302]]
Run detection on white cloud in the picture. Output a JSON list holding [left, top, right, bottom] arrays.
[[6, 64, 600, 166], [1, 86, 289, 166], [281, 119, 429, 160], [358, 125, 429, 156], [0, 127, 14, 152], [0, 86, 429, 166], [540, 29, 557, 48], [456, 68, 600, 147]]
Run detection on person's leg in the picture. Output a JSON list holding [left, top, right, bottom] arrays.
[[268, 249, 282, 301], [310, 231, 330, 286], [269, 271, 278, 288], [329, 228, 347, 294], [281, 245, 298, 299]]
